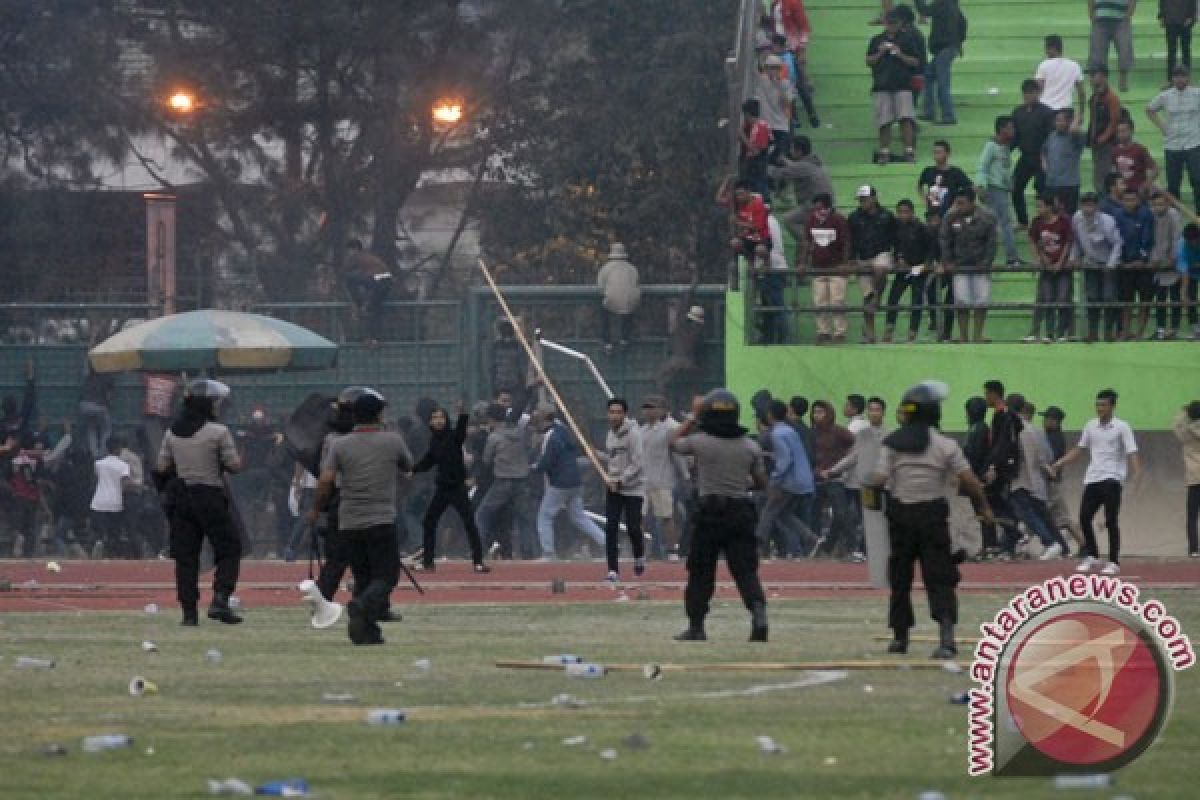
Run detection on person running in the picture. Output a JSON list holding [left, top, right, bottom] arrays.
[[1011, 398, 1070, 559], [474, 403, 534, 561], [413, 401, 490, 573], [639, 396, 686, 561], [531, 409, 607, 560], [1038, 405, 1086, 552], [756, 400, 816, 559], [602, 397, 646, 582], [1051, 388, 1142, 575]]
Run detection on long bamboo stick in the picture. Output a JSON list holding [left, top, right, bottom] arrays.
[[495, 660, 967, 673]]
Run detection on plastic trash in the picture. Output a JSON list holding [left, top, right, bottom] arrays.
[[565, 663, 606, 678], [823, 756, 839, 766], [862, 684, 875, 694], [321, 692, 355, 704], [542, 654, 583, 665], [551, 693, 587, 709], [46, 561, 62, 573], [412, 658, 431, 671], [141, 641, 158, 653], [918, 792, 947, 800], [254, 779, 310, 796], [207, 778, 254, 795], [227, 595, 242, 610], [949, 691, 969, 705], [941, 661, 963, 674], [42, 743, 68, 757], [366, 709, 406, 726], [642, 663, 663, 681], [599, 748, 618, 761], [82, 734, 133, 753], [756, 736, 786, 755], [14, 656, 55, 670], [205, 648, 223, 665], [1053, 774, 1112, 789], [561, 735, 587, 746], [143, 603, 159, 615]]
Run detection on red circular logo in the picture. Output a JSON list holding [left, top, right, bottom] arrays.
[[1005, 611, 1164, 767]]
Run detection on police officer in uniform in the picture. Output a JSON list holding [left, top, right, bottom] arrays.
[[669, 389, 770, 642], [868, 381, 993, 659], [155, 379, 244, 626], [311, 389, 412, 645]]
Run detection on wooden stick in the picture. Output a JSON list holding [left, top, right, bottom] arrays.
[[496, 660, 968, 673], [872, 635, 979, 645], [477, 258, 608, 481]]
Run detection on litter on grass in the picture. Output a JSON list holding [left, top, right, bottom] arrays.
[[207, 778, 253, 796], [561, 735, 587, 746], [756, 736, 786, 754], [141, 641, 158, 653], [599, 748, 618, 761]]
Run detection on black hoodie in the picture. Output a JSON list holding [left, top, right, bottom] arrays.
[[413, 412, 469, 490]]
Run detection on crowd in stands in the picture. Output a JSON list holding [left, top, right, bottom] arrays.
[[731, 0, 1200, 344]]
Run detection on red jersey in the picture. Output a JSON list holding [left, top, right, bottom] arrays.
[[805, 209, 851, 268], [741, 119, 770, 159], [1111, 142, 1155, 192], [1030, 214, 1073, 263], [734, 193, 771, 242]]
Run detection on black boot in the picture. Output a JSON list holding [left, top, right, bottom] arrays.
[[887, 629, 909, 654], [932, 619, 957, 659], [749, 603, 768, 642], [181, 606, 198, 627], [673, 622, 707, 641], [207, 593, 243, 625], [347, 599, 384, 645]]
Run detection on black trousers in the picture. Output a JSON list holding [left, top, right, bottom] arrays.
[[604, 492, 645, 573], [886, 498, 959, 632], [1166, 23, 1194, 81], [885, 272, 928, 334], [1081, 479, 1123, 563], [1012, 152, 1045, 226], [684, 498, 765, 625], [978, 484, 1016, 551], [316, 522, 351, 602], [1187, 484, 1199, 554], [924, 274, 955, 340], [167, 484, 241, 611], [423, 485, 484, 564], [345, 523, 399, 636]]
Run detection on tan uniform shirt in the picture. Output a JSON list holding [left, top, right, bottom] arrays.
[[158, 422, 239, 488], [874, 429, 969, 504]]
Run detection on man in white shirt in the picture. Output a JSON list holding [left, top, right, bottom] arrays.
[[1051, 388, 1142, 575], [1035, 34, 1086, 114], [91, 437, 131, 559]]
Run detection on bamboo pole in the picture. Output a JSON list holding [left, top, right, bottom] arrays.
[[477, 258, 608, 481], [495, 660, 968, 673]]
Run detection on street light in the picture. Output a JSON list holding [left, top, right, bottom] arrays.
[[432, 100, 464, 126], [167, 90, 196, 114]]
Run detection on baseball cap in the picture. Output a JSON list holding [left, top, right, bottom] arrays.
[[856, 185, 875, 199], [1038, 405, 1066, 421]]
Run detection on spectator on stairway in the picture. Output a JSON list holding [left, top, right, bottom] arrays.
[[1088, 0, 1136, 92], [1069, 191, 1125, 342], [915, 0, 966, 126], [848, 185, 898, 343], [757, 212, 792, 345], [738, 98, 773, 203], [1043, 109, 1088, 215], [1110, 186, 1156, 339], [892, 5, 928, 118], [1159, 0, 1197, 86], [976, 115, 1023, 267], [1028, 194, 1077, 343], [772, 136, 835, 246], [1146, 65, 1200, 210], [771, 0, 812, 59], [770, 34, 820, 129], [883, 198, 935, 343], [756, 55, 796, 168], [803, 193, 853, 345], [722, 177, 772, 275], [1012, 79, 1057, 230], [918, 139, 971, 219], [1037, 34, 1088, 116], [866, 10, 923, 165], [1149, 190, 1187, 339], [597, 242, 641, 354], [1176, 222, 1200, 338], [1086, 63, 1123, 195], [939, 186, 998, 343], [1112, 119, 1159, 198]]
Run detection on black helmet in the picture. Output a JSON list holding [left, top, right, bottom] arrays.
[[330, 386, 374, 433], [899, 381, 949, 426], [701, 388, 740, 418], [336, 386, 372, 409], [186, 379, 230, 400]]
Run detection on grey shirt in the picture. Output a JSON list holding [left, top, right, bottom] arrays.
[[641, 418, 687, 490], [158, 422, 239, 489], [873, 429, 970, 504], [605, 419, 644, 496], [1070, 210, 1123, 268], [1041, 130, 1087, 188], [755, 73, 796, 131], [324, 428, 413, 530], [1147, 87, 1200, 152], [1012, 423, 1050, 501], [482, 417, 531, 480], [671, 432, 764, 498], [831, 423, 888, 490]]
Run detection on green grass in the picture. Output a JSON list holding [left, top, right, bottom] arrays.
[[2, 595, 1197, 798]]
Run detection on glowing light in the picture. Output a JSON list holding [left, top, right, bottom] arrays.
[[167, 91, 195, 114], [432, 101, 464, 125]]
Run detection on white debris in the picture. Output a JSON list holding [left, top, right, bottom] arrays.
[[46, 561, 62, 573], [143, 603, 159, 615], [823, 756, 839, 766], [599, 748, 618, 761], [412, 658, 431, 671], [756, 735, 786, 755], [561, 735, 587, 747], [141, 641, 158, 653]]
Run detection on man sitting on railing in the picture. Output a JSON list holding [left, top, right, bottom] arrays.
[[848, 185, 898, 343], [939, 186, 997, 343]]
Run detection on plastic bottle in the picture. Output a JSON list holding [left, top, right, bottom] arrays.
[[1053, 774, 1112, 789], [366, 709, 407, 726], [253, 779, 309, 796], [543, 654, 583, 665], [565, 663, 606, 678], [82, 734, 134, 752], [14, 656, 55, 669], [205, 648, 223, 664]]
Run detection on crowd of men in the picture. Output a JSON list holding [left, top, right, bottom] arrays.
[[734, 2, 1200, 344]]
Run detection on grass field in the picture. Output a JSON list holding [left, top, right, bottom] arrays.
[[2, 594, 1197, 799]]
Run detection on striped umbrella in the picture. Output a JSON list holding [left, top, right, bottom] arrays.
[[88, 310, 338, 373]]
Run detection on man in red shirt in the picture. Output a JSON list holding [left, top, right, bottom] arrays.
[[727, 179, 772, 272], [802, 192, 853, 343], [739, 99, 773, 202], [1111, 119, 1159, 197], [1027, 194, 1075, 342]]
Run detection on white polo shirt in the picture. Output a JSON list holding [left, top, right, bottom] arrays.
[[91, 455, 130, 512], [1035, 57, 1083, 112], [1077, 416, 1138, 485]]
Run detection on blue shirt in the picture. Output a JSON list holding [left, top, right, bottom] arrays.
[[768, 421, 815, 495], [1110, 203, 1154, 262], [1177, 239, 1200, 277], [532, 422, 582, 489]]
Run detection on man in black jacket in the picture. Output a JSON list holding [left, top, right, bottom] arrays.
[[1011, 79, 1057, 227], [414, 402, 490, 573], [983, 380, 1022, 558], [915, 0, 966, 125], [848, 185, 898, 343]]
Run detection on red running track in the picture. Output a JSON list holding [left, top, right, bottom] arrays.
[[1, 557, 1197, 613]]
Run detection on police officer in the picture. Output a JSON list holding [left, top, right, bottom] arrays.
[[310, 389, 412, 645], [155, 379, 244, 626], [669, 389, 770, 642], [867, 381, 993, 659]]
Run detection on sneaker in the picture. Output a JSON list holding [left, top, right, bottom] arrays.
[[488, 541, 502, 557], [1101, 561, 1120, 575], [1006, 259, 1024, 268], [848, 551, 866, 563], [667, 547, 681, 563], [633, 558, 646, 577], [1022, 334, 1038, 343], [1153, 328, 1167, 341], [1190, 551, 1199, 558], [1075, 556, 1099, 573], [605, 570, 619, 584], [808, 113, 820, 128], [473, 563, 492, 574], [90, 540, 104, 560], [1039, 543, 1063, 561]]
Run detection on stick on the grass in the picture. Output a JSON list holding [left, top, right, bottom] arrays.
[[495, 660, 967, 672], [477, 257, 607, 481], [872, 635, 979, 645]]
